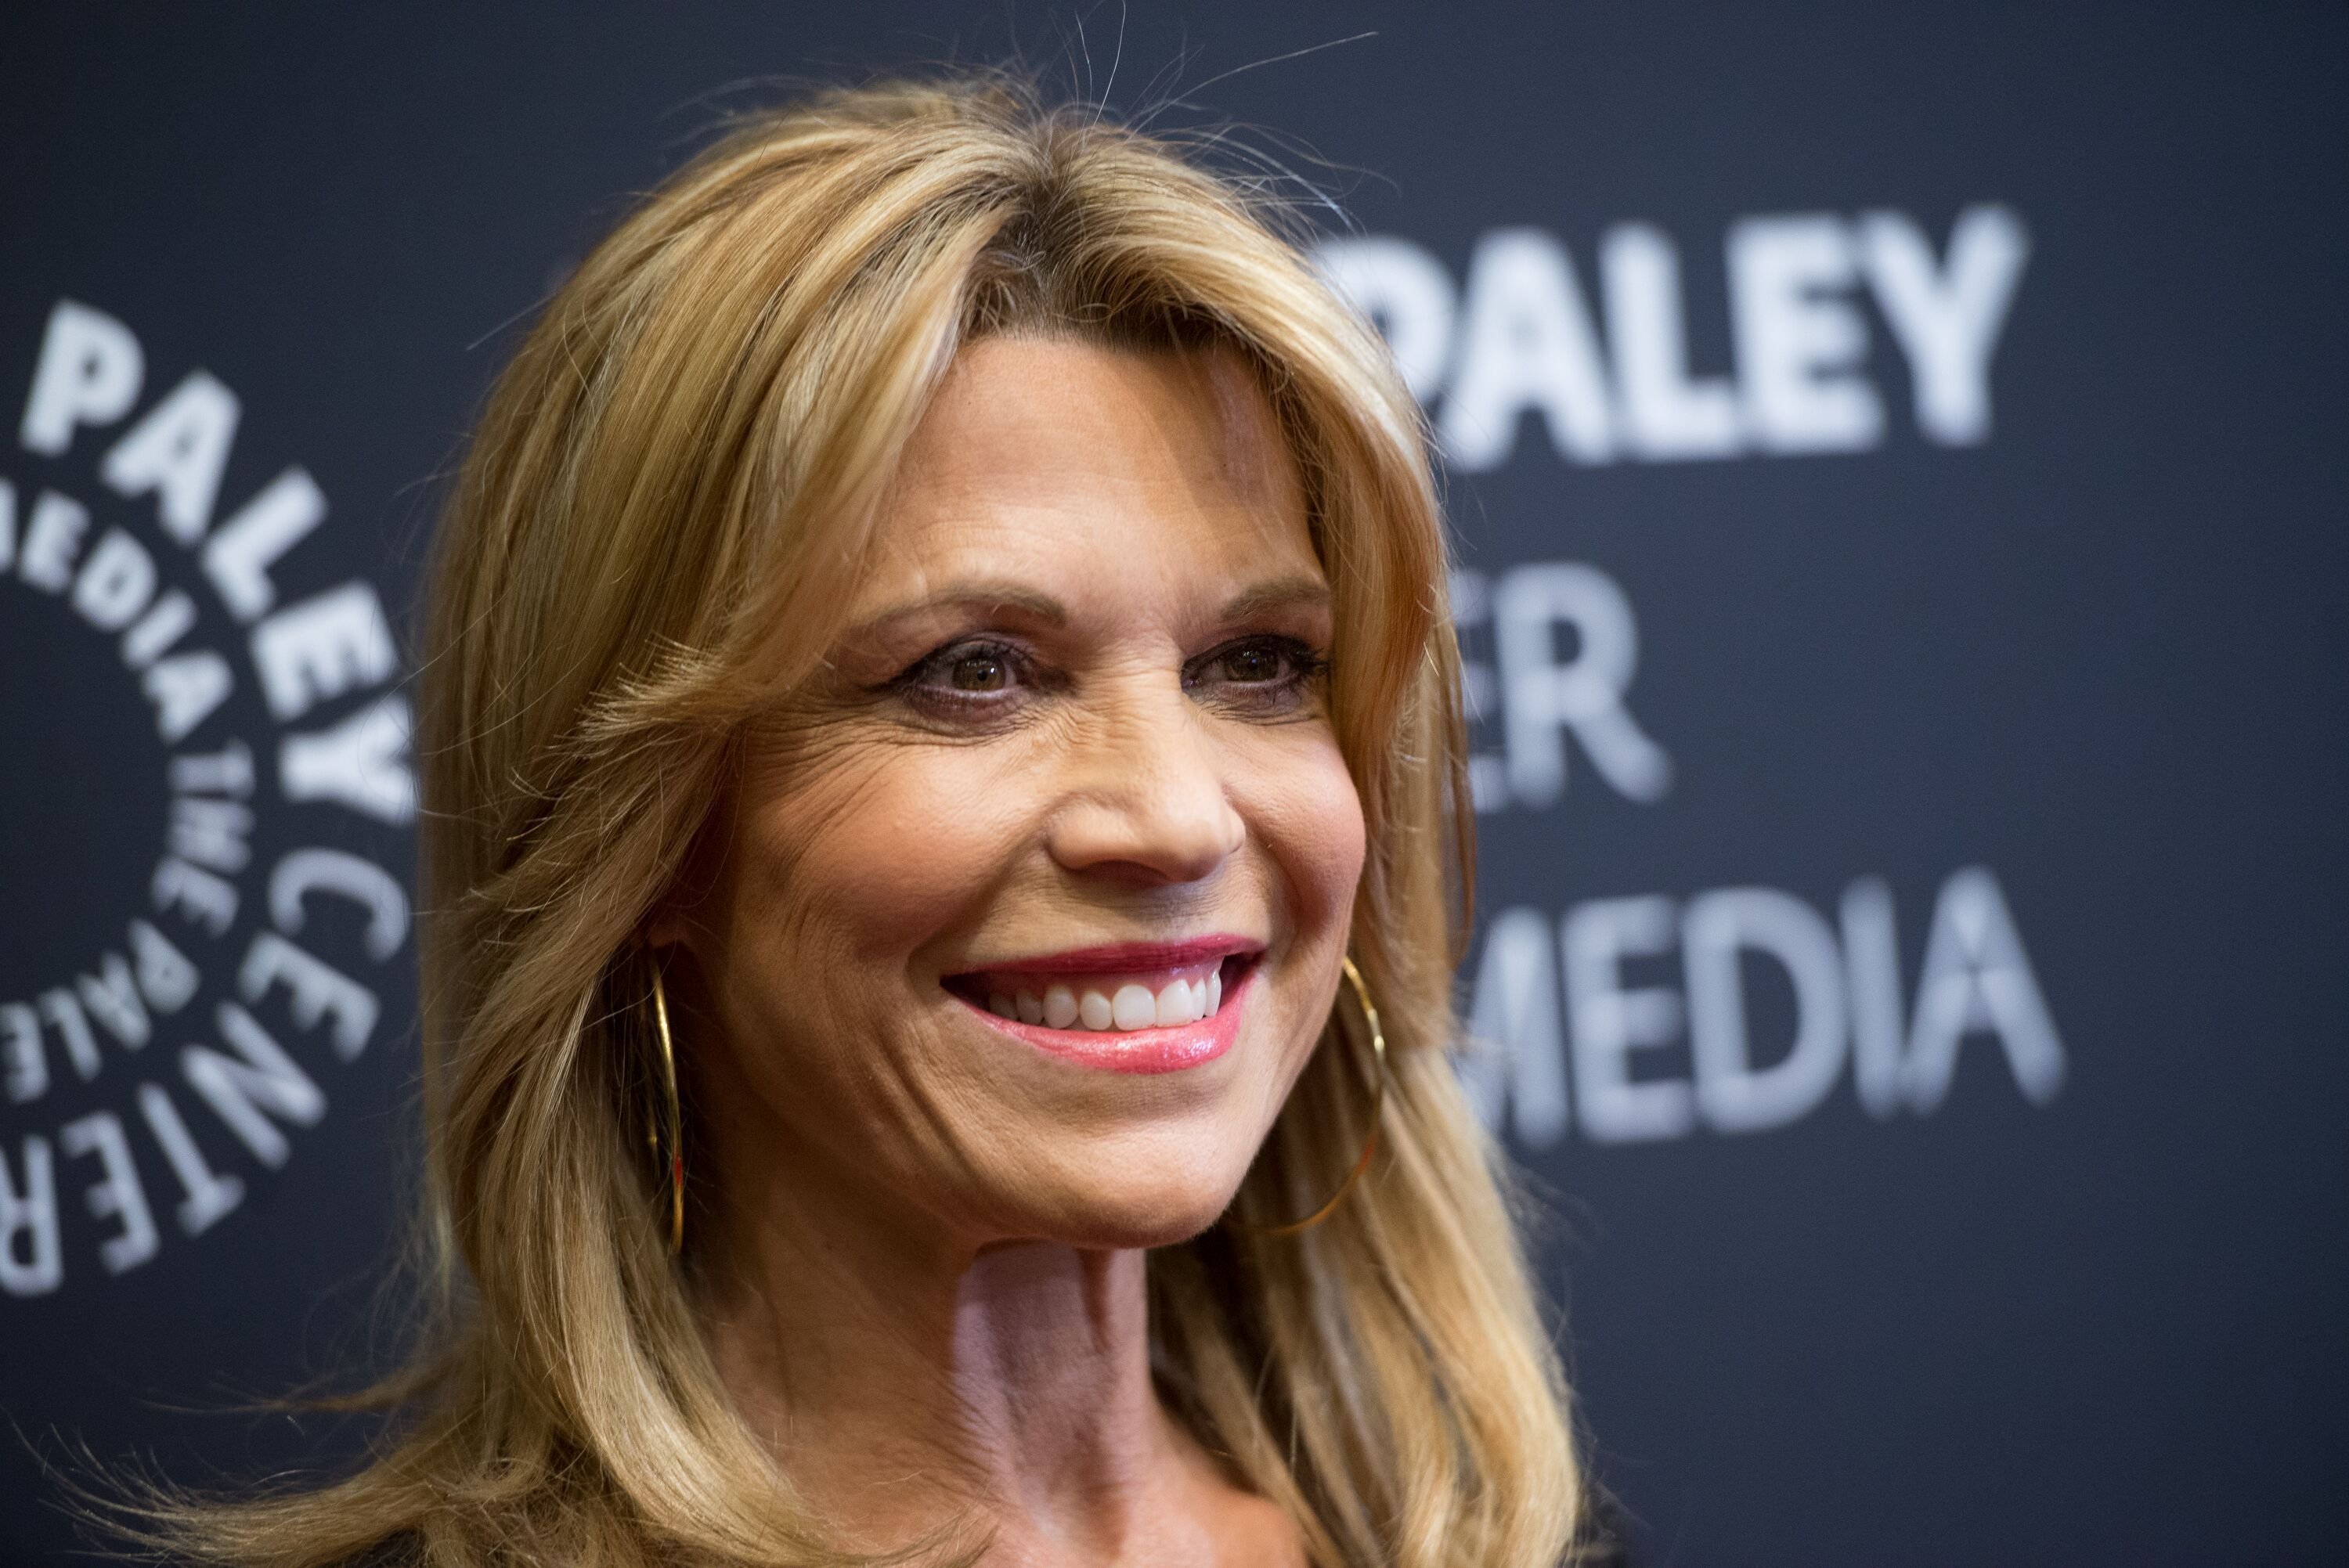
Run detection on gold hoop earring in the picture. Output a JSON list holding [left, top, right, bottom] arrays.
[[646, 963, 685, 1256], [1225, 954, 1387, 1238]]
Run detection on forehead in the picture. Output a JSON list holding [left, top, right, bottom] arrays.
[[862, 336, 1314, 583]]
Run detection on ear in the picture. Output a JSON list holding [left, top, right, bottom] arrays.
[[643, 908, 693, 950], [641, 772, 735, 955]]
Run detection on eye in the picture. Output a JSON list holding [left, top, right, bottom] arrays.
[[893, 638, 1033, 714], [1214, 643, 1288, 683], [1185, 634, 1329, 712], [944, 648, 1012, 691]]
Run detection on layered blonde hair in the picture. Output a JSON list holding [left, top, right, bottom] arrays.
[[169, 74, 1588, 1568]]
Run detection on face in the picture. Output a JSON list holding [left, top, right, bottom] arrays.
[[662, 337, 1366, 1255]]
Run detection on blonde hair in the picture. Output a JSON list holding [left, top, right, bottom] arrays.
[[167, 74, 1588, 1568]]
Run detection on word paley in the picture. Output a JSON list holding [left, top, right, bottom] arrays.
[[1316, 205, 2030, 469], [0, 299, 413, 1297]]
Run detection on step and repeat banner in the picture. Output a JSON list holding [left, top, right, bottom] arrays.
[[4, 5, 2344, 1563]]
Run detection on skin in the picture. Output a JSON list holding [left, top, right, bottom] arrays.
[[651, 337, 1365, 1566]]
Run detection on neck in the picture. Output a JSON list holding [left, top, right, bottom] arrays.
[[697, 1173, 1262, 1565]]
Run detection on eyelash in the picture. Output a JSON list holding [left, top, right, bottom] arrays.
[[892, 640, 1037, 711], [890, 635, 1329, 718], [1185, 636, 1330, 703]]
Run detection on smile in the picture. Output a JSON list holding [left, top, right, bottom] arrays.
[[944, 937, 1262, 1074]]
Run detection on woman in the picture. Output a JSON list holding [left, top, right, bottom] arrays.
[[168, 74, 1605, 1568]]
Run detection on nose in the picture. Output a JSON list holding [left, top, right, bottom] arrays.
[[1044, 683, 1245, 887]]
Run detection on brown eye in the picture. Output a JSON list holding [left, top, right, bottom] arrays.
[[1184, 636, 1328, 714], [950, 651, 1009, 690], [1220, 643, 1285, 683], [895, 639, 1032, 714]]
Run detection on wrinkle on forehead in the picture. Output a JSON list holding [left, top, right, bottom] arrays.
[[1171, 343, 1295, 506], [883, 336, 1306, 542]]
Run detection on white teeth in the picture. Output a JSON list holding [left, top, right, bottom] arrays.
[[1155, 979, 1197, 1027], [1111, 984, 1156, 1031], [978, 965, 1233, 1033]]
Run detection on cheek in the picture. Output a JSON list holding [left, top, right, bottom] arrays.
[[730, 738, 1029, 979], [1246, 734, 1368, 934]]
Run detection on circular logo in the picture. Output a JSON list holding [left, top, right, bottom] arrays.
[[0, 299, 413, 1297]]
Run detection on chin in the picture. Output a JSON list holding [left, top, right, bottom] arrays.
[[1012, 1147, 1254, 1249]]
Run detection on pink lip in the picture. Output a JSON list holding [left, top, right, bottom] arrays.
[[964, 934, 1264, 975], [951, 961, 1257, 1075]]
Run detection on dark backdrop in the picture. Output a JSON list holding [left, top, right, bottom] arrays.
[[3, 4, 2344, 1563]]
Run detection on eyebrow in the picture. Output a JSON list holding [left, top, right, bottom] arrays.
[[844, 583, 1071, 643], [844, 571, 1333, 646], [1216, 574, 1333, 623]]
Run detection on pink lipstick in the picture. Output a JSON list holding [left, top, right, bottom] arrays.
[[944, 936, 1261, 1074]]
